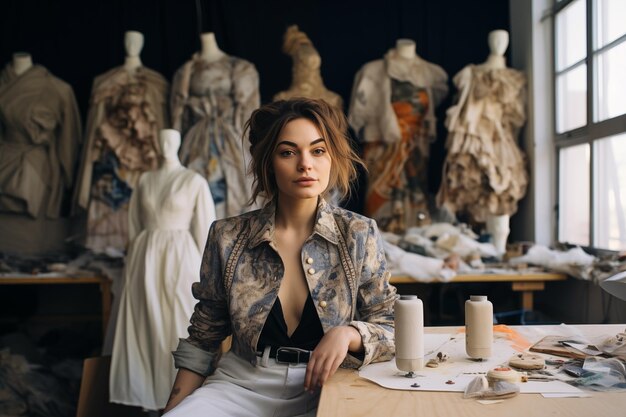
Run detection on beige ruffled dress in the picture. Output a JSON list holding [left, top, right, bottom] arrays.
[[437, 65, 528, 222]]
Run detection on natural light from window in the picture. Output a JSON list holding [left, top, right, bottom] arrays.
[[555, 0, 587, 133], [555, 0, 626, 250], [557, 65, 587, 133], [556, 0, 586, 69], [558, 144, 590, 246], [595, 0, 626, 48], [594, 134, 626, 250], [594, 0, 626, 121]]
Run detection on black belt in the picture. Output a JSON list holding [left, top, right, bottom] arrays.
[[260, 347, 312, 364]]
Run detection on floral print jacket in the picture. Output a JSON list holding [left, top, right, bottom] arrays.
[[173, 198, 397, 376]]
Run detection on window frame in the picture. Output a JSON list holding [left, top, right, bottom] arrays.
[[553, 0, 626, 249]]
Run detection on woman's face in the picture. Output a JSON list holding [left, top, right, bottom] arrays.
[[272, 117, 332, 202]]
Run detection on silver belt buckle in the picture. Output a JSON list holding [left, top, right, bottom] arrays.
[[275, 347, 309, 364]]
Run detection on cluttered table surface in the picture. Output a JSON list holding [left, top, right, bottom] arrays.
[[317, 324, 626, 417]]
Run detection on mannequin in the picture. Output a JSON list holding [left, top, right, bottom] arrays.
[[170, 33, 260, 219], [12, 52, 33, 75], [156, 128, 182, 170], [486, 214, 510, 255], [0, 52, 81, 222], [123, 30, 144, 71], [437, 29, 528, 234], [483, 29, 510, 254], [274, 25, 343, 109], [395, 39, 417, 59], [199, 32, 226, 63], [74, 30, 169, 254], [110, 128, 216, 411], [348, 38, 449, 232], [482, 29, 508, 69]]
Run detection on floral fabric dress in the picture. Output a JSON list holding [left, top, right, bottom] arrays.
[[349, 49, 448, 232], [74, 66, 169, 253], [171, 55, 260, 219]]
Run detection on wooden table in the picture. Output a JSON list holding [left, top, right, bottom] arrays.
[[0, 274, 112, 337], [391, 271, 567, 311], [318, 324, 626, 417]]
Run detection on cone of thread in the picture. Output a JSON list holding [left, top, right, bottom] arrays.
[[394, 295, 424, 371], [465, 295, 493, 359]]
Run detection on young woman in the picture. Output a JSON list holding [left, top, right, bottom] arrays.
[[163, 98, 397, 416]]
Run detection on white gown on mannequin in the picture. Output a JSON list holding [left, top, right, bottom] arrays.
[[109, 166, 215, 410]]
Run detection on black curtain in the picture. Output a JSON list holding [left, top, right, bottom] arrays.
[[0, 0, 510, 207]]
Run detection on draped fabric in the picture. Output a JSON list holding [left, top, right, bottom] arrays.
[[171, 54, 260, 219], [0, 64, 81, 218], [109, 166, 215, 410], [437, 65, 528, 222], [74, 66, 169, 253], [348, 49, 448, 232]]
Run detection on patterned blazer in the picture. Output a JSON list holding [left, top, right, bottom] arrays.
[[173, 198, 397, 376]]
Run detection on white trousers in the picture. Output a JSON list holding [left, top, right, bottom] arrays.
[[164, 350, 319, 417]]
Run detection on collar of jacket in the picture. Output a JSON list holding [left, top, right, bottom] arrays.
[[247, 197, 340, 248]]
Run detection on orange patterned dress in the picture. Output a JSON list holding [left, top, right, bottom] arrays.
[[364, 79, 431, 233]]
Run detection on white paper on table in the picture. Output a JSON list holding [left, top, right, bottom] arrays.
[[542, 393, 591, 398], [359, 333, 584, 395]]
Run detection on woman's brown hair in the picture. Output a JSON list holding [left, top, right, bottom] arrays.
[[244, 97, 364, 203]]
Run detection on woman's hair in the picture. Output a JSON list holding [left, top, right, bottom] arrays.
[[244, 97, 365, 203]]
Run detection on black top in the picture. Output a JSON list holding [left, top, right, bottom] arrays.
[[256, 294, 324, 356]]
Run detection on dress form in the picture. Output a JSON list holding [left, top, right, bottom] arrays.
[[124, 31, 144, 71], [171, 34, 259, 219], [149, 129, 184, 194], [76, 31, 169, 254], [12, 52, 33, 75], [436, 28, 527, 228], [395, 39, 417, 59], [199, 32, 226, 63], [486, 214, 510, 255], [273, 25, 343, 109], [482, 29, 508, 70], [483, 29, 511, 255], [109, 127, 215, 410]]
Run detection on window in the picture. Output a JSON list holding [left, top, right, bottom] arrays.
[[554, 0, 626, 250]]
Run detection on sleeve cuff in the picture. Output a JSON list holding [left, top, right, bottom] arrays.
[[347, 321, 395, 369], [172, 338, 219, 377]]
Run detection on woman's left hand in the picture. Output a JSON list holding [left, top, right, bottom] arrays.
[[304, 325, 362, 393]]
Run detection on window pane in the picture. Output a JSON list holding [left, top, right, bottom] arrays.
[[559, 144, 590, 246], [556, 0, 586, 71], [594, 134, 626, 250], [595, 41, 626, 121], [556, 65, 587, 133], [595, 0, 626, 49]]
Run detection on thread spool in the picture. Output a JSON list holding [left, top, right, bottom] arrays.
[[465, 295, 493, 359], [486, 367, 521, 385], [394, 295, 424, 377]]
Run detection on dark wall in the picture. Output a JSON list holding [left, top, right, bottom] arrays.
[[0, 0, 510, 199]]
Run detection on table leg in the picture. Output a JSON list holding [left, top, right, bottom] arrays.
[[511, 281, 545, 311], [99, 278, 112, 338]]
